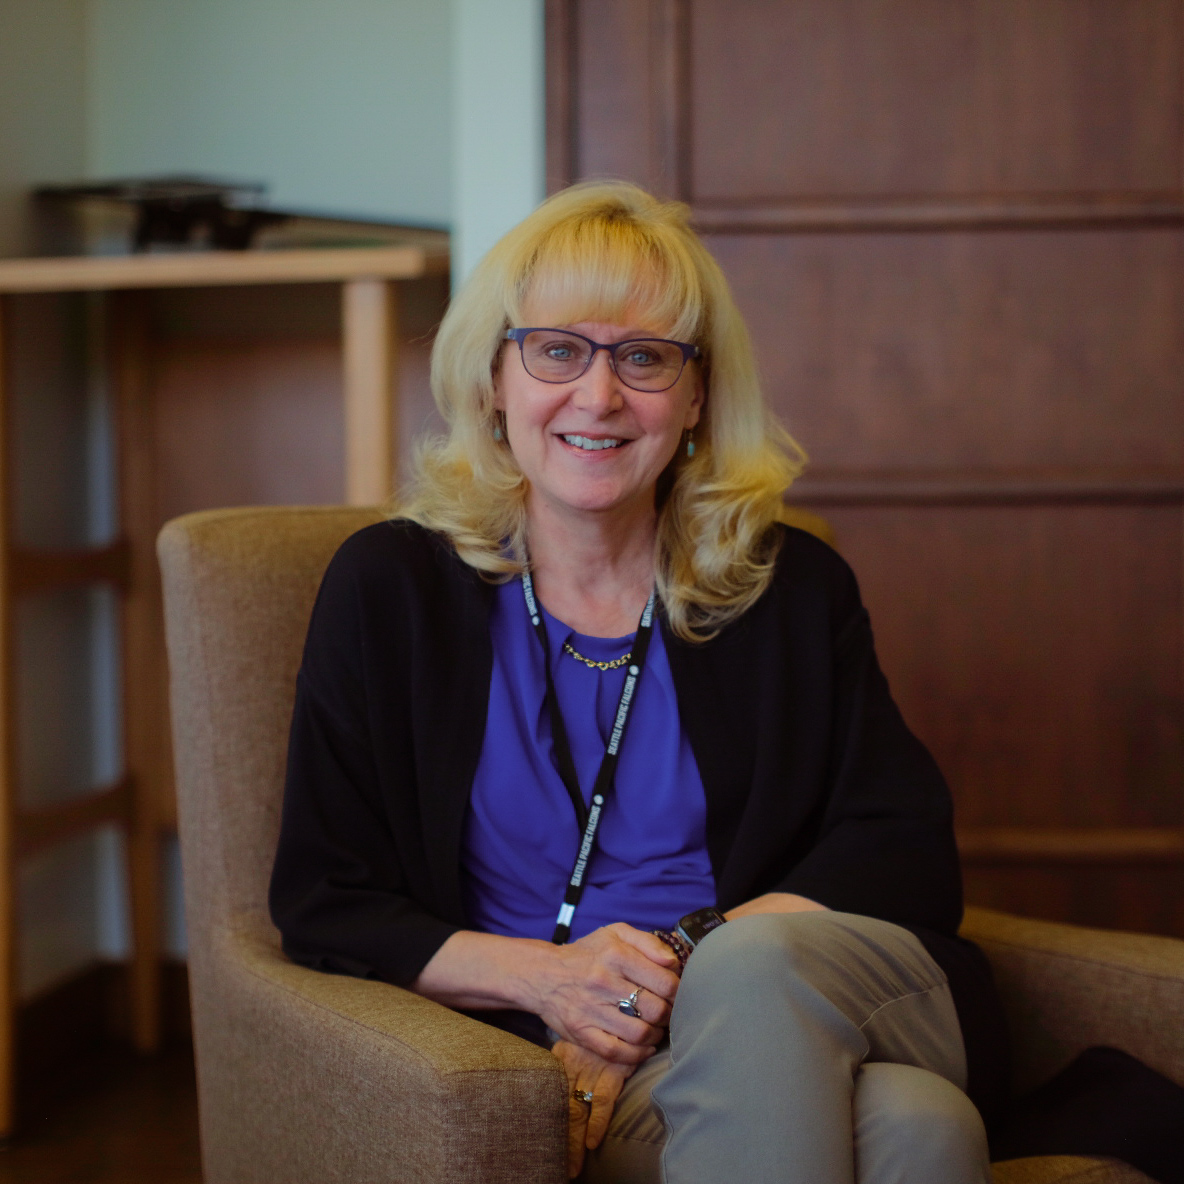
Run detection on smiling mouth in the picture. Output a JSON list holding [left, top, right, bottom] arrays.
[[561, 434, 625, 451]]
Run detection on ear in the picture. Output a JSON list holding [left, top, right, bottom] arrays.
[[492, 361, 505, 410], [684, 371, 704, 430]]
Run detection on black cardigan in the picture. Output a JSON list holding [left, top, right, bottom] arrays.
[[269, 519, 1008, 1119]]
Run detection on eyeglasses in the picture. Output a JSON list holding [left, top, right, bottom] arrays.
[[504, 328, 700, 393]]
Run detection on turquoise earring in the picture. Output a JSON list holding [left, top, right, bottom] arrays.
[[493, 413, 504, 441], [685, 430, 695, 458]]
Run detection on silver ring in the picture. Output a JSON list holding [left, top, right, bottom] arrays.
[[617, 987, 643, 1018], [573, 1087, 594, 1105]]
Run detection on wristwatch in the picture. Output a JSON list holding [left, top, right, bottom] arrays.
[[652, 907, 727, 970], [676, 906, 728, 947]]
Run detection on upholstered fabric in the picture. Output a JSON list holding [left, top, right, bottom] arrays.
[[159, 507, 568, 1184], [159, 506, 1184, 1184], [960, 906, 1184, 1097], [992, 1157, 1154, 1183]]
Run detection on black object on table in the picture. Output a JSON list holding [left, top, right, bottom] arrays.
[[35, 177, 289, 251]]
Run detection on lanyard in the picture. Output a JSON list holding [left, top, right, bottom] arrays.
[[521, 572, 657, 944]]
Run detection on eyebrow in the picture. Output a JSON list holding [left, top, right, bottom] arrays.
[[553, 325, 672, 339]]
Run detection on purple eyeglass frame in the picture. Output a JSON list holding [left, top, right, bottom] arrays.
[[504, 327, 700, 392]]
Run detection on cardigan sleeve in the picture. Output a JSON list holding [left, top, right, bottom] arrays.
[[268, 530, 463, 985], [766, 542, 964, 936]]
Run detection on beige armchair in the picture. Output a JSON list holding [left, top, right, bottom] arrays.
[[159, 506, 1184, 1184]]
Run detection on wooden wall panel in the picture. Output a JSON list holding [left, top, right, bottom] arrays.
[[146, 279, 445, 523], [574, 2, 655, 186], [550, 0, 1184, 935], [571, 1, 683, 194], [964, 865, 1184, 936], [706, 228, 1184, 471], [823, 504, 1184, 829], [152, 338, 344, 521], [690, 0, 1183, 201]]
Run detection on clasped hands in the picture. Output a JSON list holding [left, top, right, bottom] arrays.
[[533, 923, 681, 1178], [411, 897, 823, 1177]]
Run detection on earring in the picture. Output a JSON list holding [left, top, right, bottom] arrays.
[[493, 413, 504, 442], [685, 430, 695, 458]]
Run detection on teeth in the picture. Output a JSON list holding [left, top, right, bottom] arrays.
[[562, 434, 623, 451]]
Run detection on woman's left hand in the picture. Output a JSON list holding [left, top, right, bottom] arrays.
[[552, 1039, 635, 1179]]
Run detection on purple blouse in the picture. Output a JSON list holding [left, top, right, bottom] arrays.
[[460, 578, 716, 942]]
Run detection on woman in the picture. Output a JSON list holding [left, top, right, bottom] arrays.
[[270, 182, 1006, 1183]]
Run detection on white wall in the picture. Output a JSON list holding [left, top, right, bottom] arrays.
[[451, 0, 545, 285], [2, 0, 547, 259], [0, 0, 88, 255], [87, 0, 453, 225]]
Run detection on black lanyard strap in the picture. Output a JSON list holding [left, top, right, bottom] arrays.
[[520, 572, 656, 944]]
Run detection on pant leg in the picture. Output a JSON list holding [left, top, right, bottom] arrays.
[[854, 1062, 990, 1184], [613, 911, 986, 1184], [580, 1056, 988, 1184], [580, 1048, 670, 1184]]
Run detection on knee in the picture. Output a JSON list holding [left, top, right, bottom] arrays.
[[855, 1063, 989, 1181], [673, 912, 858, 1036], [680, 910, 846, 996]]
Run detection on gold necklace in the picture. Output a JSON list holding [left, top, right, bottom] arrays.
[[562, 642, 633, 671]]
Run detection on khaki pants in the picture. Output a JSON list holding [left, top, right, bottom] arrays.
[[581, 912, 990, 1184]]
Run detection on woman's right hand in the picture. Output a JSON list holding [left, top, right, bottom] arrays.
[[553, 1039, 636, 1178], [531, 923, 681, 1064]]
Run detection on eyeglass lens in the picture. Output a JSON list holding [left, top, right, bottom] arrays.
[[519, 330, 688, 392]]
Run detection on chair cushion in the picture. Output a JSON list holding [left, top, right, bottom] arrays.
[[993, 1157, 1156, 1183], [960, 907, 1184, 1096]]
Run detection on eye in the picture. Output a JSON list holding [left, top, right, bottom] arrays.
[[542, 342, 576, 361], [621, 345, 660, 367]]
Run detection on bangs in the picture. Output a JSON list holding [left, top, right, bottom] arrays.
[[509, 216, 705, 344]]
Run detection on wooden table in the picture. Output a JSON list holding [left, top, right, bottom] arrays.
[[0, 244, 448, 1134]]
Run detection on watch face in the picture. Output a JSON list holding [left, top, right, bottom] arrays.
[[676, 907, 727, 948]]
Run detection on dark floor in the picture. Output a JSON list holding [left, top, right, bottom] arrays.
[[0, 1044, 202, 1183]]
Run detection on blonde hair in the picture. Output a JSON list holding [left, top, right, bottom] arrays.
[[399, 181, 806, 640]]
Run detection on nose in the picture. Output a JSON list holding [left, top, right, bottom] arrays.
[[570, 348, 625, 416]]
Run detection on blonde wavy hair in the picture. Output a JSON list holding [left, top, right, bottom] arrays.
[[398, 181, 806, 641]]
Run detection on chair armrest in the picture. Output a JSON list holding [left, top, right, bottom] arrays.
[[961, 906, 1184, 1095], [191, 926, 567, 1184]]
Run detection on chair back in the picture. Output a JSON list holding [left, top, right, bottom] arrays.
[[158, 506, 383, 949]]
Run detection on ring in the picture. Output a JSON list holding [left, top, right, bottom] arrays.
[[617, 987, 643, 1018], [573, 1087, 594, 1105]]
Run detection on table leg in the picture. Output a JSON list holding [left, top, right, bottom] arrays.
[[342, 278, 399, 506], [111, 292, 163, 1055], [0, 295, 16, 1136]]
